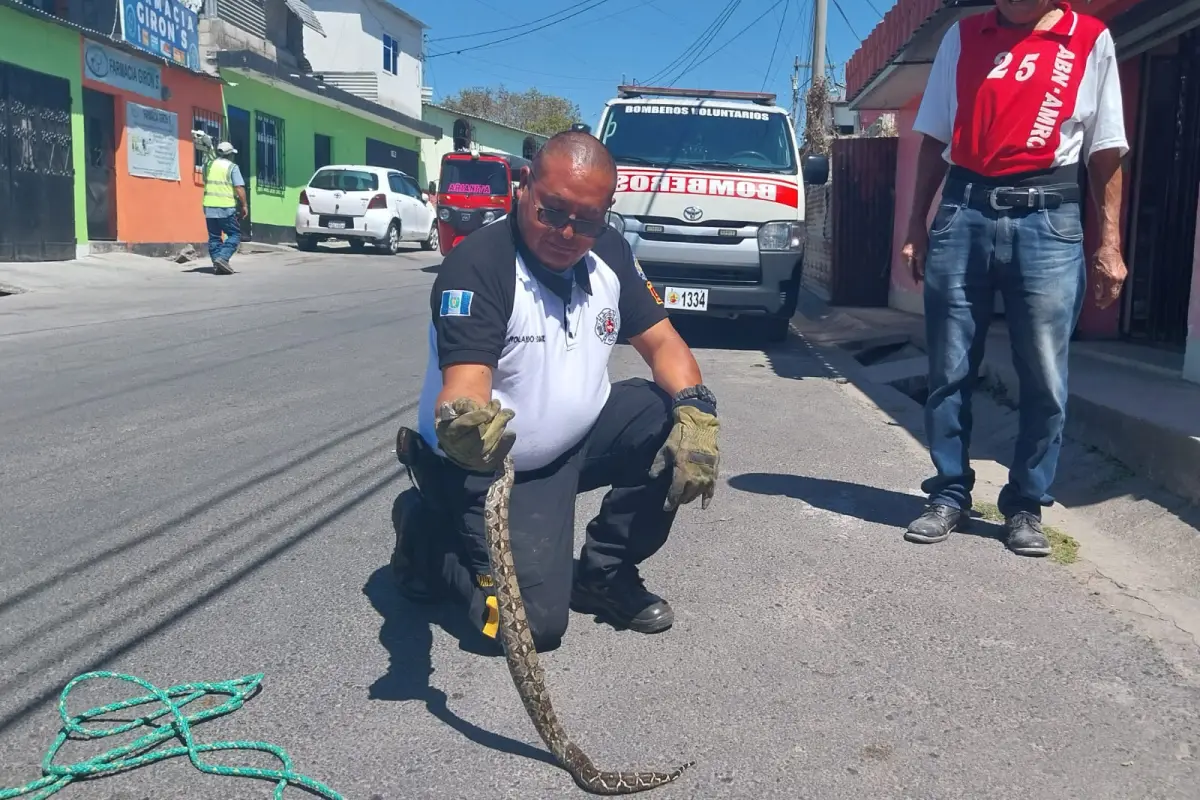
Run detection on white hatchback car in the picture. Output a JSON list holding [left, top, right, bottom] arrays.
[[295, 165, 438, 254]]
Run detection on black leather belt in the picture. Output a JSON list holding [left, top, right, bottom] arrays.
[[946, 181, 1081, 211]]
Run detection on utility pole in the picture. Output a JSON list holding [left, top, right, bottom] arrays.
[[790, 56, 800, 124], [803, 0, 831, 156], [812, 0, 827, 87]]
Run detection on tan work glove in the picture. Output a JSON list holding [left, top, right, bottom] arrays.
[[648, 405, 720, 511], [434, 397, 515, 472]]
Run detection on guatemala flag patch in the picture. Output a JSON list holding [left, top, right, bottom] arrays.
[[440, 289, 474, 317]]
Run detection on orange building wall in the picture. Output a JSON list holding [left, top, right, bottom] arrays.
[[82, 46, 225, 246]]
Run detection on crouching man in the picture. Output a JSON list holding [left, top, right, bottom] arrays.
[[392, 131, 721, 651]]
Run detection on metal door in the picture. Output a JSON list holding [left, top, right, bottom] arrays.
[[0, 60, 76, 261], [1123, 31, 1200, 349], [365, 137, 419, 178], [82, 88, 117, 241], [226, 105, 252, 240]]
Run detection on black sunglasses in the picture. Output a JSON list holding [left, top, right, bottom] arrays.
[[525, 168, 610, 238]]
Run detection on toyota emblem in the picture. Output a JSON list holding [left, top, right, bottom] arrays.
[[683, 206, 703, 222]]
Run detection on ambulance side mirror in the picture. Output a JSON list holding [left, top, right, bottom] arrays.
[[802, 154, 829, 186]]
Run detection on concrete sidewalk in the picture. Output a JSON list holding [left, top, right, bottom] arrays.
[[790, 292, 1200, 505], [785, 291, 1200, 693], [0, 245, 292, 295]]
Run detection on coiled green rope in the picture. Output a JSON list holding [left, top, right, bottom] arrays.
[[0, 671, 345, 800]]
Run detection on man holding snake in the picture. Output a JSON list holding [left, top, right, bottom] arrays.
[[393, 130, 722, 652]]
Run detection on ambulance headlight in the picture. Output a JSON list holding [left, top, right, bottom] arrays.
[[757, 221, 805, 251], [606, 211, 625, 235], [438, 207, 451, 221], [482, 210, 497, 224]]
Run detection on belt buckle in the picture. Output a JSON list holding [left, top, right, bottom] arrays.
[[987, 187, 1012, 211], [988, 187, 1038, 211]]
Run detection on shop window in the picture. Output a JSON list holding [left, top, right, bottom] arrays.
[[255, 111, 285, 192], [192, 107, 224, 172], [383, 34, 399, 76]]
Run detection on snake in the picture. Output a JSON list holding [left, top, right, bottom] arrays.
[[482, 452, 694, 795]]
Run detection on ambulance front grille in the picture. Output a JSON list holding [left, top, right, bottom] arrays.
[[638, 261, 761, 286]]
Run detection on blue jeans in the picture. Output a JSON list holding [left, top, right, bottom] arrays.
[[920, 184, 1086, 519], [206, 213, 240, 264]]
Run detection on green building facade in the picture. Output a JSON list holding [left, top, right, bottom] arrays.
[[213, 51, 441, 244], [0, 3, 88, 258]]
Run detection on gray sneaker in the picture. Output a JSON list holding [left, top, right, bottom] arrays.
[[904, 503, 966, 544], [1005, 512, 1051, 557]]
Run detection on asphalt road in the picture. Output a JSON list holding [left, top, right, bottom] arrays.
[[1, 245, 1197, 800]]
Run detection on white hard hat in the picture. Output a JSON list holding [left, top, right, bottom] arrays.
[[216, 141, 237, 154]]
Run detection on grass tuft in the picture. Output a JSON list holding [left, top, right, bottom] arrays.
[[974, 501, 1080, 565]]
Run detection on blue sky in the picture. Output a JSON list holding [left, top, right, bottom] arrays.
[[402, 0, 893, 124]]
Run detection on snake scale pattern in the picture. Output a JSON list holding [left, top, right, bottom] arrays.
[[483, 453, 694, 795]]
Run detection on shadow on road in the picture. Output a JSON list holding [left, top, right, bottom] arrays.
[[361, 564, 557, 768], [726, 472, 1008, 543]]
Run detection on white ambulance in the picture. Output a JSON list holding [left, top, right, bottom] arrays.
[[593, 85, 814, 341]]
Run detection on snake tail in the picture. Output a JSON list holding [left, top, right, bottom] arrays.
[[483, 454, 693, 795]]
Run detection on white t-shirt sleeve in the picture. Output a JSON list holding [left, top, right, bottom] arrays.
[[912, 23, 961, 145], [1082, 28, 1129, 160]]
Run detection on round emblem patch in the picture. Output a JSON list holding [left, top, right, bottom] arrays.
[[594, 307, 620, 346]]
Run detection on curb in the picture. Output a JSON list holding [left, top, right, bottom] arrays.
[[790, 289, 1200, 506]]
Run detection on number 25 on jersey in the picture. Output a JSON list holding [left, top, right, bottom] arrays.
[[988, 51, 1039, 82]]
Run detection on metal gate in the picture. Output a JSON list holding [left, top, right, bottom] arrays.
[[1124, 29, 1200, 348], [828, 136, 898, 307], [0, 61, 76, 261]]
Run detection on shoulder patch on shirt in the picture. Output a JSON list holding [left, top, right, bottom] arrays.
[[440, 289, 474, 317]]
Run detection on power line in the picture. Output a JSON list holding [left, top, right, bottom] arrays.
[[829, 0, 861, 41], [761, 0, 791, 91], [863, 0, 884, 17], [664, 0, 743, 85], [427, 0, 606, 45], [640, 0, 740, 86], [670, 0, 788, 85]]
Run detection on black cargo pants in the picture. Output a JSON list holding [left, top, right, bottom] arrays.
[[412, 378, 679, 649]]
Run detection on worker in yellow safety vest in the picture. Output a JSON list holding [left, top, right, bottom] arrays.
[[201, 141, 248, 275]]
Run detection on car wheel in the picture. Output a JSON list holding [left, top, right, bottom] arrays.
[[348, 238, 366, 253], [295, 233, 318, 252], [379, 220, 402, 255], [421, 223, 438, 251]]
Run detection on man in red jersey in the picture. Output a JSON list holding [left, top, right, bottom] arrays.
[[899, 0, 1128, 556]]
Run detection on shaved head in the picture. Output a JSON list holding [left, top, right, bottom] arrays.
[[530, 130, 617, 191], [517, 129, 619, 270]]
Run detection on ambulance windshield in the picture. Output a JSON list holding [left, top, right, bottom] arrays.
[[599, 103, 797, 174]]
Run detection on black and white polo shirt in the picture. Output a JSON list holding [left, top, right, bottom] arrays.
[[416, 202, 667, 472]]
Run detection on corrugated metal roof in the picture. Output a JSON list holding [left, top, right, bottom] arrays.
[[284, 0, 326, 36]]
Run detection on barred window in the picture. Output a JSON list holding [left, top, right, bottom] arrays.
[[192, 107, 223, 171], [255, 111, 285, 191]]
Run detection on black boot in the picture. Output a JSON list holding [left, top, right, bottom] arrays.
[[904, 503, 967, 544], [570, 564, 674, 634], [390, 487, 443, 604]]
